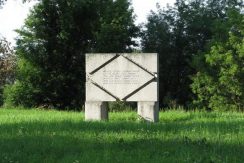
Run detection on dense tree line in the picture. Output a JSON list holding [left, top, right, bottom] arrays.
[[3, 0, 138, 109], [0, 0, 243, 111], [192, 12, 244, 111], [142, 0, 243, 109]]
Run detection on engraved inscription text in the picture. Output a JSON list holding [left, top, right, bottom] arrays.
[[103, 70, 140, 84]]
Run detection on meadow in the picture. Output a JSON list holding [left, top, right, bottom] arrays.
[[0, 108, 244, 163]]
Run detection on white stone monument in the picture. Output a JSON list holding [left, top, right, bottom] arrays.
[[85, 53, 159, 122]]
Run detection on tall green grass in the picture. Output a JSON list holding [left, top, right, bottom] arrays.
[[0, 108, 244, 163]]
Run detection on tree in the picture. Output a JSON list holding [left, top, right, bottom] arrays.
[[0, 37, 15, 106], [191, 12, 244, 111], [4, 0, 138, 109], [91, 0, 138, 53], [141, 0, 243, 108], [0, 0, 34, 106]]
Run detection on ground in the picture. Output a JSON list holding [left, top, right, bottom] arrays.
[[0, 108, 244, 163]]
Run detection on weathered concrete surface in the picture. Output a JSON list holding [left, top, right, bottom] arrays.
[[85, 102, 108, 121], [85, 53, 159, 122], [137, 102, 159, 122], [86, 53, 158, 101]]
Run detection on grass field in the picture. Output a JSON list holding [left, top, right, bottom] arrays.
[[0, 108, 244, 163]]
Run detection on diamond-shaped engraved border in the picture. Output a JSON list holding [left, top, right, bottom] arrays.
[[87, 54, 157, 101]]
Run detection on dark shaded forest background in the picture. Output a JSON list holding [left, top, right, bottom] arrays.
[[0, 0, 243, 111]]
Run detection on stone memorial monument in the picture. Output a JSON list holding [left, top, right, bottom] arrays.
[[85, 53, 159, 122]]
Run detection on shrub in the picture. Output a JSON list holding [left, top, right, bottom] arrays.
[[3, 81, 38, 108]]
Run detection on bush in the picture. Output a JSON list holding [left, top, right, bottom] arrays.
[[3, 81, 38, 108]]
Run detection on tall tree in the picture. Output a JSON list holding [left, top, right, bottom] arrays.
[[141, 0, 243, 108], [191, 10, 244, 111], [4, 0, 138, 109], [92, 0, 138, 53], [0, 38, 15, 106]]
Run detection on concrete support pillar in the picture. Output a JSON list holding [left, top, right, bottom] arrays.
[[85, 101, 108, 121], [137, 102, 159, 122]]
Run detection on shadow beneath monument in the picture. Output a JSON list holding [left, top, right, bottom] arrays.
[[108, 101, 137, 112]]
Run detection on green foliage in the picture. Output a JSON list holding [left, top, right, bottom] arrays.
[[3, 0, 243, 110], [191, 17, 244, 111], [92, 0, 139, 53], [3, 58, 43, 107], [8, 0, 138, 109], [0, 38, 15, 106], [3, 81, 37, 108], [0, 108, 244, 162], [141, 0, 243, 108]]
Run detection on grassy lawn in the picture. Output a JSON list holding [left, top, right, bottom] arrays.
[[0, 108, 244, 163]]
